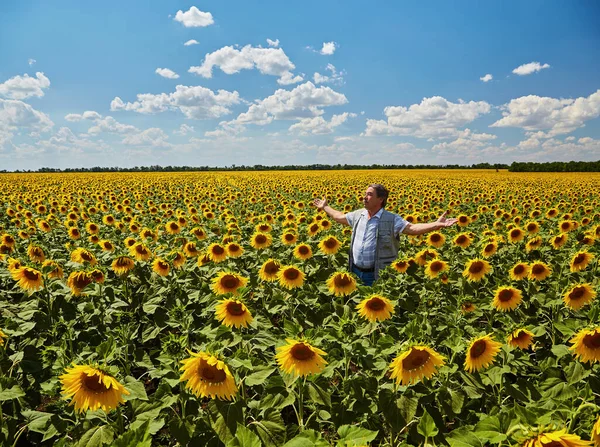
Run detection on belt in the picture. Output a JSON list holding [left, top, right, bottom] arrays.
[[353, 265, 374, 273]]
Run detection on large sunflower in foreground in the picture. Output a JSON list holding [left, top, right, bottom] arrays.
[[259, 258, 281, 282], [356, 295, 394, 322], [211, 271, 248, 295], [27, 244, 46, 263], [327, 271, 357, 296], [206, 243, 227, 263], [293, 243, 313, 261], [42, 260, 64, 279], [389, 346, 445, 385], [71, 247, 97, 265], [550, 233, 568, 249], [180, 351, 237, 400], [563, 283, 596, 310], [569, 327, 600, 364], [492, 286, 522, 312], [250, 232, 272, 250], [507, 328, 534, 350], [215, 299, 253, 328], [528, 261, 552, 281], [464, 334, 502, 373], [426, 231, 445, 248], [453, 233, 473, 248], [509, 262, 530, 281], [275, 339, 327, 378], [12, 267, 44, 292], [318, 235, 342, 255], [152, 258, 170, 277], [424, 259, 448, 279], [67, 271, 94, 296], [129, 243, 152, 261], [59, 364, 130, 413], [521, 429, 593, 447], [277, 265, 305, 289], [226, 242, 244, 258], [414, 249, 439, 266], [111, 256, 135, 275], [391, 259, 412, 273], [570, 251, 595, 273], [462, 259, 492, 282]]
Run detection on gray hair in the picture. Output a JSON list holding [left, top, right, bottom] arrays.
[[369, 183, 389, 207]]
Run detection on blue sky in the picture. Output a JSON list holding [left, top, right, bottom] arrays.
[[1, 1, 599, 169]]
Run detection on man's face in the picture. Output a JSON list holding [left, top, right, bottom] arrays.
[[363, 187, 383, 210]]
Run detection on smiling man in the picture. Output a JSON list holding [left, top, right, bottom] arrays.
[[313, 183, 458, 286]]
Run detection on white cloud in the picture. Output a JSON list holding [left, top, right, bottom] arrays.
[[174, 6, 214, 27], [65, 110, 102, 122], [122, 128, 171, 147], [313, 63, 345, 85], [320, 41, 337, 55], [364, 96, 491, 139], [188, 44, 303, 85], [111, 84, 241, 119], [155, 68, 180, 79], [491, 89, 600, 136], [480, 74, 493, 82], [88, 116, 138, 135], [205, 121, 246, 138], [289, 112, 356, 135], [174, 124, 195, 135], [0, 98, 53, 133], [266, 38, 279, 47], [28, 59, 36, 66], [431, 128, 498, 155], [184, 39, 199, 46], [0, 72, 50, 100], [512, 61, 550, 76]]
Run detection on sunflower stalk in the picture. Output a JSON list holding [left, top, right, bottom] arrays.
[[567, 402, 599, 432], [297, 377, 306, 431]]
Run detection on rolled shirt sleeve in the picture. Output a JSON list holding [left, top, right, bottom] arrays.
[[394, 214, 409, 235]]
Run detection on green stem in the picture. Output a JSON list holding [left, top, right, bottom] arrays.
[[297, 378, 305, 431], [568, 402, 599, 432]]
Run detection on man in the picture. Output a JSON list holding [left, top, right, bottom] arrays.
[[313, 184, 458, 286]]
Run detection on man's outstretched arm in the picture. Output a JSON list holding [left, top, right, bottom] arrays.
[[402, 211, 458, 235], [313, 197, 350, 226]]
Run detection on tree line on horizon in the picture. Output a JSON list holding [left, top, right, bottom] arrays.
[[1, 160, 599, 173]]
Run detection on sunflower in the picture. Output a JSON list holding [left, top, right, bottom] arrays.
[[281, 232, 298, 245], [461, 301, 476, 313], [89, 269, 105, 284], [250, 232, 272, 250], [414, 249, 439, 266], [550, 233, 568, 249], [563, 283, 596, 310], [191, 226, 207, 240], [522, 429, 593, 447], [453, 233, 473, 248], [525, 236, 543, 253], [356, 295, 394, 322], [67, 271, 93, 296], [206, 243, 227, 263], [528, 261, 552, 281], [327, 271, 357, 296], [507, 328, 534, 350], [27, 244, 45, 263], [212, 271, 248, 295], [307, 223, 321, 237], [255, 223, 272, 233], [592, 416, 600, 447], [152, 258, 170, 277], [492, 286, 522, 312], [464, 334, 502, 373], [183, 242, 201, 258], [111, 256, 135, 275], [42, 260, 64, 279], [99, 240, 114, 252], [558, 220, 574, 233], [12, 267, 44, 292], [424, 259, 448, 279], [223, 242, 242, 258], [85, 222, 100, 235], [277, 265, 305, 289], [179, 351, 237, 400], [293, 243, 313, 261], [509, 262, 530, 281], [525, 221, 540, 234], [71, 248, 97, 266], [0, 328, 6, 347], [60, 364, 130, 413], [426, 231, 445, 248], [259, 258, 280, 282], [569, 327, 600, 363], [171, 251, 186, 269], [507, 227, 525, 243], [275, 339, 327, 378], [570, 251, 595, 273], [457, 214, 470, 227], [318, 235, 341, 255], [391, 259, 411, 273], [197, 252, 212, 267], [462, 259, 492, 282], [129, 243, 152, 261], [215, 299, 253, 328], [389, 346, 445, 385], [165, 221, 181, 235], [481, 241, 498, 258], [68, 227, 81, 240], [1, 233, 16, 247]]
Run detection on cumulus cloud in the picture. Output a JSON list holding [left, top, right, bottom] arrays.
[[313, 63, 345, 85], [174, 6, 214, 27], [480, 74, 493, 82], [205, 121, 246, 138], [364, 96, 491, 139], [65, 110, 102, 122], [512, 61, 550, 76], [174, 124, 195, 135], [0, 98, 54, 133], [122, 127, 171, 147], [88, 116, 138, 135], [110, 84, 241, 119], [266, 38, 279, 47], [289, 112, 356, 135], [188, 44, 303, 85], [28, 59, 36, 66], [184, 39, 199, 46], [320, 41, 337, 55], [491, 89, 600, 136], [431, 128, 497, 155], [155, 68, 180, 79], [0, 72, 50, 100]]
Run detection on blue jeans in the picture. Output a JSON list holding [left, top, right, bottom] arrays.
[[352, 265, 375, 286]]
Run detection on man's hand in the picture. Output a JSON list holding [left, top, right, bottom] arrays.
[[313, 197, 328, 210], [436, 211, 458, 227]]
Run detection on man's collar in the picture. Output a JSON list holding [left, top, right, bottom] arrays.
[[362, 207, 384, 219]]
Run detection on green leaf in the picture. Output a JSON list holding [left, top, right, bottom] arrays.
[[112, 420, 152, 447], [417, 410, 439, 438], [123, 376, 149, 401], [447, 427, 484, 447], [550, 344, 571, 359], [474, 416, 507, 444], [307, 382, 331, 407], [208, 399, 244, 444], [226, 424, 262, 447], [76, 425, 115, 447], [21, 410, 52, 434], [169, 418, 194, 445], [245, 367, 276, 387], [0, 384, 25, 401], [336, 425, 378, 446], [398, 395, 418, 424], [253, 408, 287, 447]]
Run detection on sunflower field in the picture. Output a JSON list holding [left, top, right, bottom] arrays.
[[0, 170, 599, 447]]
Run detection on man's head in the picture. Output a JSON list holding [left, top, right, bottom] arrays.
[[363, 184, 388, 212]]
